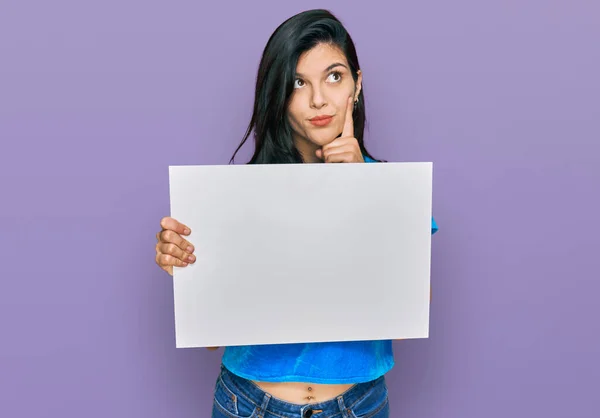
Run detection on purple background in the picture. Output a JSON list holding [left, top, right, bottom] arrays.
[[1, 1, 598, 417]]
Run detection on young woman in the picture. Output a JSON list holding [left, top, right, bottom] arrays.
[[155, 9, 438, 418]]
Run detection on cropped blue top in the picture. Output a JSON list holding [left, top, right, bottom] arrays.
[[222, 155, 439, 383]]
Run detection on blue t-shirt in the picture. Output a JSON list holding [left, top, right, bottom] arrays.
[[222, 155, 439, 383]]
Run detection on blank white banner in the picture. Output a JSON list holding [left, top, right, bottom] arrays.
[[168, 162, 433, 348]]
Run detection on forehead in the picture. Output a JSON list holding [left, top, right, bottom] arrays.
[[296, 43, 348, 73]]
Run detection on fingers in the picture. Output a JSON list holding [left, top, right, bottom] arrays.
[[160, 216, 191, 236], [320, 141, 359, 163], [158, 227, 195, 254], [341, 96, 354, 139], [317, 97, 355, 162], [322, 151, 356, 163], [157, 242, 196, 264], [315, 148, 324, 160], [155, 252, 189, 269], [321, 136, 354, 153], [156, 217, 195, 276]]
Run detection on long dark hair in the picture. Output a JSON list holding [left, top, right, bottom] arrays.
[[230, 9, 379, 164]]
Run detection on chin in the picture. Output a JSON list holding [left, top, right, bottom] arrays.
[[311, 132, 339, 146], [307, 138, 330, 148]]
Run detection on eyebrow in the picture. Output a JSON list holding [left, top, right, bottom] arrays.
[[295, 62, 348, 78]]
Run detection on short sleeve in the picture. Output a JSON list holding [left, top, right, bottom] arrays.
[[431, 217, 439, 235], [363, 155, 376, 163]]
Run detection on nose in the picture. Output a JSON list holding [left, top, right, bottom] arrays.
[[310, 86, 327, 109]]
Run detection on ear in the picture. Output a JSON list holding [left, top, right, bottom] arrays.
[[354, 70, 363, 101]]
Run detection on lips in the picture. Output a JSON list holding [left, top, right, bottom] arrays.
[[309, 115, 334, 121], [309, 115, 334, 126]]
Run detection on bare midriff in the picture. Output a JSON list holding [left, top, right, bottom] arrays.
[[205, 348, 355, 404], [252, 380, 354, 405]]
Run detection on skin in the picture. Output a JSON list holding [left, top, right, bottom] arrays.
[[155, 43, 431, 405], [287, 43, 363, 164]]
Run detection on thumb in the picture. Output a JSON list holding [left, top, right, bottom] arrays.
[[315, 148, 323, 159]]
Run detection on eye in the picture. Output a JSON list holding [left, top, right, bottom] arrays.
[[327, 71, 342, 83], [294, 79, 305, 89]]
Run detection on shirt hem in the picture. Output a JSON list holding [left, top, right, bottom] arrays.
[[221, 359, 395, 384]]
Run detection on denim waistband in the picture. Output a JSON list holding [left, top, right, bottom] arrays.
[[219, 364, 385, 417]]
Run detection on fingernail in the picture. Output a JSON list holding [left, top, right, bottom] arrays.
[[183, 228, 190, 235], [187, 255, 195, 262], [187, 246, 194, 253], [182, 262, 188, 266]]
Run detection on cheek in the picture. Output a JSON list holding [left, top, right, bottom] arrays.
[[287, 114, 303, 134], [287, 102, 303, 127], [335, 96, 350, 112]]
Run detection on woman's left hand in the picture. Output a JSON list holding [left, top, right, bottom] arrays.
[[316, 96, 364, 163]]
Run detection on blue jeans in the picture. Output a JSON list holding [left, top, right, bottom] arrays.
[[212, 364, 389, 418]]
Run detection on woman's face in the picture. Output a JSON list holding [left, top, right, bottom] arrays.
[[287, 43, 362, 160]]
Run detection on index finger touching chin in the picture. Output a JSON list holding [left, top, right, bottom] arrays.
[[341, 96, 354, 138]]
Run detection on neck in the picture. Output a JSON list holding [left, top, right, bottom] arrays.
[[293, 136, 323, 164]]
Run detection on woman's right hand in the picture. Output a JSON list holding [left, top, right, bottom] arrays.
[[155, 216, 196, 276], [155, 217, 220, 351]]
